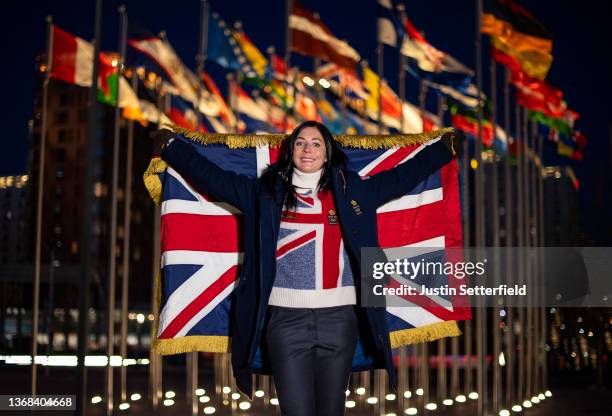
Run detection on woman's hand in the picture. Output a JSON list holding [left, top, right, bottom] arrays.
[[441, 131, 466, 158], [151, 129, 176, 157]]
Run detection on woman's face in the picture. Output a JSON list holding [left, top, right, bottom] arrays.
[[292, 126, 327, 173]]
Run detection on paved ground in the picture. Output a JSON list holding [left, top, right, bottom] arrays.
[[1, 365, 610, 415]]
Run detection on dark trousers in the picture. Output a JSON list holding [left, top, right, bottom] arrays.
[[265, 305, 358, 416]]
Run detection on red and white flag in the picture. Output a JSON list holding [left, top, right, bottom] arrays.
[[289, 5, 360, 69]]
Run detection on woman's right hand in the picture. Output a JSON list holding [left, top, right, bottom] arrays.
[[151, 129, 176, 157]]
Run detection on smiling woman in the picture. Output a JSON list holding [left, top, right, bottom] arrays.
[[293, 126, 327, 173]]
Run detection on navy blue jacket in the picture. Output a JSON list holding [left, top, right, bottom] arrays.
[[162, 137, 454, 398]]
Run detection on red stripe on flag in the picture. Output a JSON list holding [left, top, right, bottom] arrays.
[[158, 265, 238, 339], [276, 230, 316, 258], [366, 147, 415, 176], [50, 26, 77, 84], [162, 213, 243, 253], [377, 198, 447, 248]]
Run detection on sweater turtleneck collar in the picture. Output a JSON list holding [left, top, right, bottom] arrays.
[[292, 168, 323, 192]]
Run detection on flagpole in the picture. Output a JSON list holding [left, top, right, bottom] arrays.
[[537, 134, 547, 397], [31, 15, 53, 398], [490, 55, 502, 416], [396, 9, 409, 403], [515, 101, 526, 406], [377, 41, 384, 134], [149, 74, 166, 411], [474, 1, 488, 414], [284, 0, 293, 131], [503, 67, 515, 410], [76, 0, 103, 413], [103, 5, 127, 414], [196, 0, 209, 131]]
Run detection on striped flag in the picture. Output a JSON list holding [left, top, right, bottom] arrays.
[[144, 133, 469, 355], [289, 5, 360, 69], [49, 25, 142, 120]]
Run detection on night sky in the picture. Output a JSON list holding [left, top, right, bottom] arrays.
[[3, 0, 610, 243]]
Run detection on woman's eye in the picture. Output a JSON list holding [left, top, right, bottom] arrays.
[[314, 143, 320, 148]]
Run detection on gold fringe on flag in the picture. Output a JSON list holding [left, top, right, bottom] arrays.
[[389, 320, 462, 349], [150, 268, 231, 355], [167, 124, 455, 150], [143, 125, 455, 204], [142, 157, 167, 205]]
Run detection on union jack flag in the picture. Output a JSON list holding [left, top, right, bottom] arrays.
[[146, 134, 470, 354]]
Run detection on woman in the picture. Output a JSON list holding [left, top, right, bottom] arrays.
[[153, 121, 463, 416]]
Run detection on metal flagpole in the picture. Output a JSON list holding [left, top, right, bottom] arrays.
[[537, 135, 547, 395], [515, 102, 525, 405], [283, 0, 293, 131], [377, 39, 384, 134], [502, 67, 515, 410], [32, 15, 53, 398], [105, 6, 127, 414], [474, 1, 488, 413], [76, 0, 103, 412], [397, 3, 407, 133], [149, 74, 166, 410], [523, 107, 533, 402], [436, 94, 448, 406], [490, 56, 502, 416]]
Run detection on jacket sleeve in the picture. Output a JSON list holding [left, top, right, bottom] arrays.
[[363, 138, 454, 208], [161, 138, 255, 211]]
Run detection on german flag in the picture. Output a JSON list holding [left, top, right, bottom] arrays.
[[482, 0, 553, 79]]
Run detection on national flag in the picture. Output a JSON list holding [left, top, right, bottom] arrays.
[[168, 94, 201, 131], [233, 31, 268, 79], [49, 25, 142, 120], [482, 0, 553, 79], [128, 32, 221, 118], [482, 0, 552, 53], [447, 99, 494, 146], [377, 0, 403, 47], [289, 5, 360, 69], [401, 14, 473, 88], [229, 82, 277, 133], [490, 36, 552, 81], [317, 63, 370, 101], [361, 65, 402, 129], [206, 11, 243, 72], [144, 132, 468, 356]]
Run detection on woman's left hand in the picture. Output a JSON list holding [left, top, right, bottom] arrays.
[[441, 131, 466, 158]]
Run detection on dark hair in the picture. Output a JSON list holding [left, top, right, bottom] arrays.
[[262, 120, 347, 209]]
